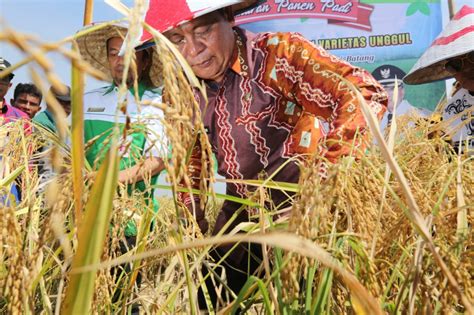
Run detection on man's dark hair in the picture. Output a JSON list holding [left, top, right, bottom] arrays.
[[216, 7, 235, 22], [13, 83, 42, 102]]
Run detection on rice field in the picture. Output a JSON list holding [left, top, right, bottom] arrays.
[[0, 8, 473, 315]]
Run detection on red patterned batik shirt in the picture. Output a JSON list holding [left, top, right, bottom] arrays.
[[183, 28, 388, 234]]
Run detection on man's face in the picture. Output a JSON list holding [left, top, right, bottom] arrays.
[[46, 98, 71, 117], [12, 93, 41, 118], [445, 52, 474, 92], [59, 100, 71, 117], [164, 11, 235, 83], [453, 63, 474, 92], [107, 37, 149, 86], [0, 77, 12, 100]]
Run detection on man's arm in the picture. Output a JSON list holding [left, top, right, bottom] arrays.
[[117, 156, 165, 184], [259, 32, 388, 162]]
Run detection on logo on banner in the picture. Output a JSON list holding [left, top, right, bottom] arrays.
[[380, 68, 391, 79], [235, 0, 374, 31]]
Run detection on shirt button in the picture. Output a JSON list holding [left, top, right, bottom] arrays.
[[244, 93, 251, 101]]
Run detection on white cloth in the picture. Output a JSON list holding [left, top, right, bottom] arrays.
[[443, 87, 474, 155], [83, 85, 169, 161]]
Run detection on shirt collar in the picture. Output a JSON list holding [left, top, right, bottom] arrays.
[[229, 48, 242, 75], [229, 28, 250, 79], [43, 108, 55, 123]]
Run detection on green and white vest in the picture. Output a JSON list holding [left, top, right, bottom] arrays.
[[84, 84, 168, 236]]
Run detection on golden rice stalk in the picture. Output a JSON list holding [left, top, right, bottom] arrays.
[[73, 232, 384, 314], [70, 41, 85, 226], [1, 206, 25, 313], [144, 22, 216, 225], [351, 76, 473, 313], [61, 137, 120, 314], [370, 78, 399, 258], [455, 154, 468, 251]]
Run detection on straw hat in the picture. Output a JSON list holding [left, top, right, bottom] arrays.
[[404, 5, 474, 85], [75, 22, 163, 87], [137, 0, 256, 46], [49, 84, 71, 102]]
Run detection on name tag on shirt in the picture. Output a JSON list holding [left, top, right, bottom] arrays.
[[87, 107, 106, 113]]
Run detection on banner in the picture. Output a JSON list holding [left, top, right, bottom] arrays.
[[236, 0, 446, 111]]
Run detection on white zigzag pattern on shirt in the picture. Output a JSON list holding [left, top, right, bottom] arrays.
[[215, 85, 246, 197], [274, 57, 344, 141], [275, 58, 336, 108], [239, 76, 270, 167]]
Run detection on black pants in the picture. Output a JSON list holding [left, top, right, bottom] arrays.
[[112, 236, 141, 312], [198, 241, 263, 310], [198, 178, 296, 310]]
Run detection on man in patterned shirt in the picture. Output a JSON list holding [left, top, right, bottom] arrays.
[[135, 0, 388, 305]]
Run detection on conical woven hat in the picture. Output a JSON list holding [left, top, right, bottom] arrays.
[[75, 22, 163, 87], [404, 5, 474, 85]]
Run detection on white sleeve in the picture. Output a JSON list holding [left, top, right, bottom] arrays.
[[141, 95, 169, 159]]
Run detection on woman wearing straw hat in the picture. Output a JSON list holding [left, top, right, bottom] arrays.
[[76, 22, 168, 237], [129, 0, 388, 307], [404, 5, 474, 155]]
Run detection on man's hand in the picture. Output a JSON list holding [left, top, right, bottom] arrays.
[[197, 218, 209, 234], [117, 156, 165, 185]]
